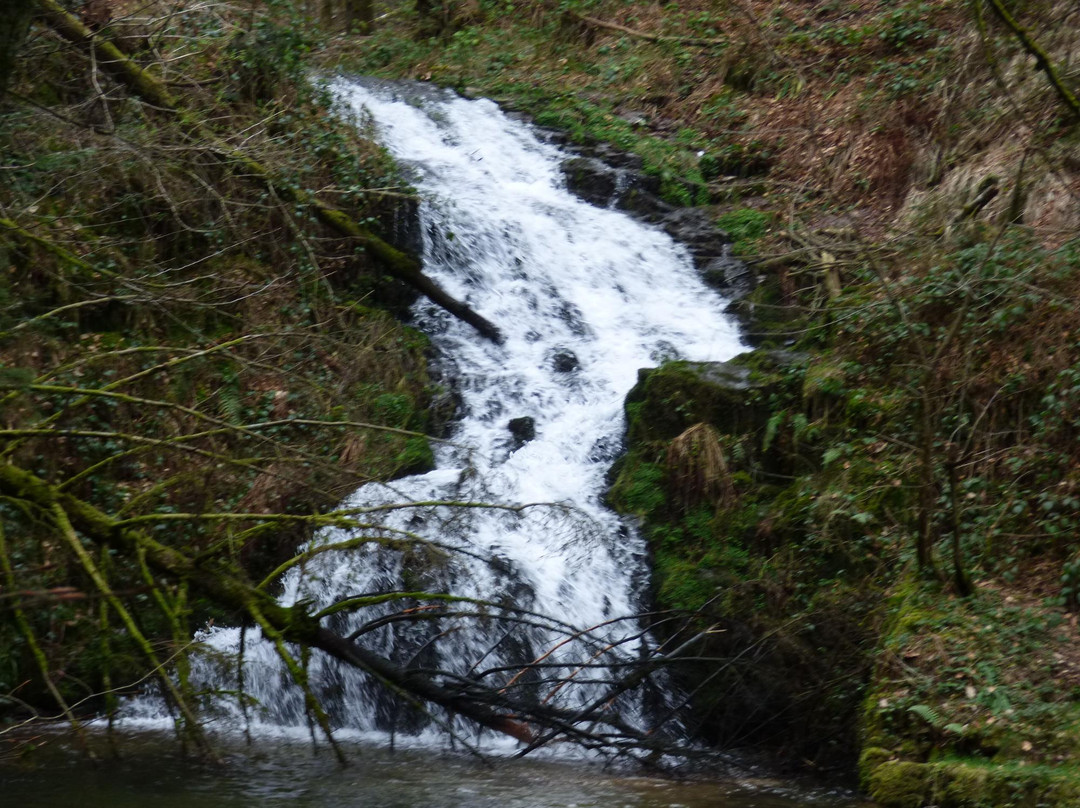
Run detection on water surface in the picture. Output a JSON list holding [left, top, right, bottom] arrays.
[[1, 731, 869, 808]]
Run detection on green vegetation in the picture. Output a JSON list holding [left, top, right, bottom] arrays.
[[330, 0, 1080, 800], [5, 0, 1080, 802], [0, 0, 439, 748]]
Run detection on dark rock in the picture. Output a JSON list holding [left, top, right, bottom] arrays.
[[649, 340, 681, 364], [657, 207, 730, 270], [556, 302, 589, 337], [614, 182, 672, 220], [701, 253, 756, 301], [561, 156, 619, 207], [556, 135, 760, 342], [589, 141, 644, 170], [384, 194, 422, 256], [341, 193, 424, 317], [624, 350, 805, 444], [551, 348, 580, 373], [427, 354, 464, 438], [534, 126, 571, 147], [508, 416, 536, 445], [588, 434, 621, 463]]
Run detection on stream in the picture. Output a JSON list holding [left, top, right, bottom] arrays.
[[0, 729, 869, 808], [0, 79, 869, 806], [149, 76, 750, 742]]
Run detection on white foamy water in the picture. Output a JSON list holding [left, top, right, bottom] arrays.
[[134, 79, 744, 748]]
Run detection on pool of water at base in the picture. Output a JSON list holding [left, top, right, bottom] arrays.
[[0, 729, 873, 808]]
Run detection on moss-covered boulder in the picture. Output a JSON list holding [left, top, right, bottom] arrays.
[[863, 757, 1080, 808], [609, 347, 885, 771], [858, 578, 1080, 807], [624, 349, 803, 445]]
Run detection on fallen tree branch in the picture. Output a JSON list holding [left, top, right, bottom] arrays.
[[0, 462, 646, 751], [984, 0, 1080, 121], [31, 0, 503, 342], [567, 11, 726, 48]]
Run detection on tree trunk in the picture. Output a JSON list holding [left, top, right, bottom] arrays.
[[0, 0, 35, 100], [946, 448, 974, 597], [916, 395, 938, 575], [345, 0, 373, 34]]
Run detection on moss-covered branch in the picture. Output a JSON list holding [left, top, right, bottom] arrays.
[[0, 462, 636, 747], [31, 0, 502, 341], [985, 0, 1080, 120]]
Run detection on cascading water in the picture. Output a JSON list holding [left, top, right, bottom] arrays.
[[152, 78, 745, 749]]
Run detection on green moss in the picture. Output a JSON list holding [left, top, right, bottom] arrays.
[[866, 760, 931, 807], [860, 575, 1080, 804], [716, 208, 773, 255], [802, 359, 847, 400], [372, 392, 416, 428], [624, 356, 790, 445], [864, 757, 1080, 808], [394, 435, 435, 475], [608, 457, 666, 517]]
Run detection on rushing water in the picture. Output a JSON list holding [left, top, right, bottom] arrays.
[[0, 79, 875, 807], [124, 78, 742, 749]]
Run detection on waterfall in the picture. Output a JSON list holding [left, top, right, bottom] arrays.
[[140, 78, 745, 750]]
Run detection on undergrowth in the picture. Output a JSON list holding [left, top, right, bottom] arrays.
[[0, 1, 435, 721]]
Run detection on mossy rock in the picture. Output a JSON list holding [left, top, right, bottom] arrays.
[[865, 760, 931, 808], [864, 757, 1080, 807], [624, 349, 804, 445]]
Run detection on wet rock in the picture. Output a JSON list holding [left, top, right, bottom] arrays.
[[508, 416, 536, 445], [428, 383, 464, 438], [589, 141, 644, 171], [614, 181, 672, 220], [624, 349, 806, 443], [701, 254, 755, 301], [649, 340, 681, 364], [556, 302, 589, 337], [557, 139, 761, 340], [588, 434, 621, 463], [551, 349, 580, 373], [532, 124, 571, 147], [657, 207, 730, 271], [561, 156, 618, 207]]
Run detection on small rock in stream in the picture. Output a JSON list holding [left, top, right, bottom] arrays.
[[551, 349, 580, 373], [508, 416, 536, 445]]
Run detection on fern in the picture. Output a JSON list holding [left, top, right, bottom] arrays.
[[763, 410, 786, 452], [218, 367, 243, 424], [908, 704, 966, 735], [908, 703, 945, 728]]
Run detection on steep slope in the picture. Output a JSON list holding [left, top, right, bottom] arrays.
[[0, 1, 440, 736], [338, 1, 1080, 802]]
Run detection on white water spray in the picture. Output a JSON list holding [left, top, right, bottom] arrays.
[[144, 79, 745, 746]]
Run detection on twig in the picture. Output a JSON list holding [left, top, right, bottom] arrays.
[[567, 11, 726, 48]]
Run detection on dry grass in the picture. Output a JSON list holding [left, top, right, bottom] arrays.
[[665, 422, 735, 512]]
